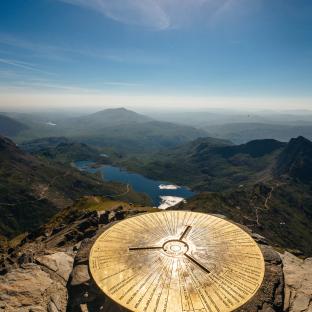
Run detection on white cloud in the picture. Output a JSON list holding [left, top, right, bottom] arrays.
[[0, 57, 53, 74], [57, 0, 235, 30], [60, 0, 170, 29], [0, 33, 168, 65]]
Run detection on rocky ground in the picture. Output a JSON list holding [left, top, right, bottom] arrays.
[[0, 205, 311, 312]]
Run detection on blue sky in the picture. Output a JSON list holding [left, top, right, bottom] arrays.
[[0, 0, 312, 110]]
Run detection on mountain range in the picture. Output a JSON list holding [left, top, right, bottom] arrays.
[[1, 108, 312, 256], [0, 108, 206, 153], [149, 110, 312, 143], [121, 137, 286, 191]]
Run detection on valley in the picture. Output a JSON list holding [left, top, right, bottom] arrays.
[[1, 108, 312, 258], [0, 135, 151, 240], [74, 160, 195, 208]]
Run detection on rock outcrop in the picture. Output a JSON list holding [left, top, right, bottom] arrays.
[[0, 262, 70, 312], [281, 252, 312, 312]]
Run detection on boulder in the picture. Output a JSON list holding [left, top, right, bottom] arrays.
[[281, 252, 312, 312], [35, 251, 74, 282], [0, 263, 68, 311]]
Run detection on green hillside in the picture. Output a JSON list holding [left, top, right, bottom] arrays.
[[120, 138, 284, 191], [0, 136, 150, 238], [20, 137, 109, 164]]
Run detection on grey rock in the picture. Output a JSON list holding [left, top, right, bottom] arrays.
[[0, 263, 68, 311], [281, 252, 312, 312], [252, 233, 269, 245], [35, 251, 74, 282]]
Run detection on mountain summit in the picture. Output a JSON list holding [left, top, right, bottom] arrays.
[[54, 108, 207, 153], [275, 136, 312, 183], [73, 107, 153, 128]]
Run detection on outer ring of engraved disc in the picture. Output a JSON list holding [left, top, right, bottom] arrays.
[[89, 211, 265, 312]]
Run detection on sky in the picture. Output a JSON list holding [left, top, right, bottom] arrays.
[[0, 0, 312, 111]]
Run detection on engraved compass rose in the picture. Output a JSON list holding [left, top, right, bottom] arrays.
[[90, 211, 265, 312]]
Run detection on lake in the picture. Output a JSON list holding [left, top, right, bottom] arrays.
[[75, 161, 195, 209]]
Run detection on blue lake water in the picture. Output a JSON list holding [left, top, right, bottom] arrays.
[[75, 161, 195, 208]]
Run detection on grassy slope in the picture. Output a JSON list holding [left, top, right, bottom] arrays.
[[20, 137, 104, 164]]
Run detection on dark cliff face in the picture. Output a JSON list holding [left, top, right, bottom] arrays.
[[275, 136, 312, 183]]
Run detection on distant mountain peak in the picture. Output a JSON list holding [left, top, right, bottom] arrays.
[[275, 136, 312, 183], [95, 107, 131, 113], [78, 107, 153, 126], [288, 135, 311, 146]]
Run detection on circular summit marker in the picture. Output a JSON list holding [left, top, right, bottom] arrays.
[[89, 211, 265, 312]]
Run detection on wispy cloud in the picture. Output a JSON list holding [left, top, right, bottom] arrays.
[[0, 32, 168, 65], [56, 0, 235, 30], [60, 0, 170, 29], [19, 80, 141, 90], [0, 33, 147, 93], [0, 76, 142, 94], [0, 57, 53, 74]]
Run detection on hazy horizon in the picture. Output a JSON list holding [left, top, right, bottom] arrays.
[[1, 95, 312, 113]]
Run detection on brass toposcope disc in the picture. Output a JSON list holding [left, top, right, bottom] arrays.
[[90, 211, 265, 312]]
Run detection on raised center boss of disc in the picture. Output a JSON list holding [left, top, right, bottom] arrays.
[[162, 240, 188, 257]]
